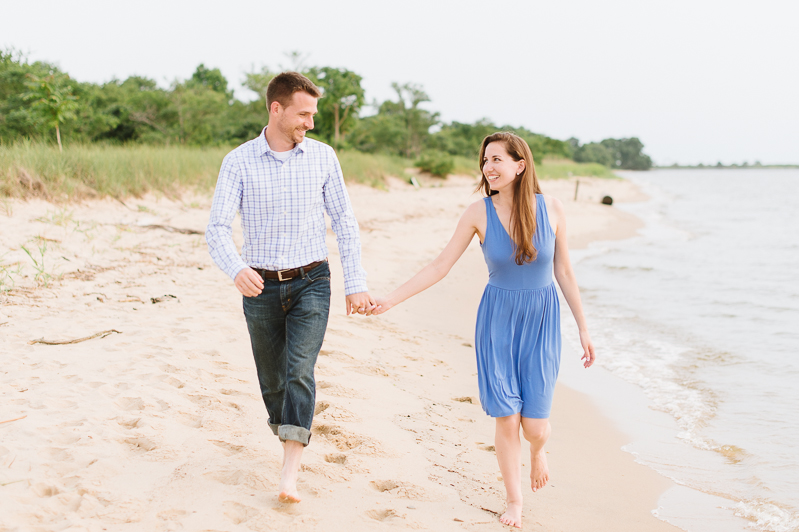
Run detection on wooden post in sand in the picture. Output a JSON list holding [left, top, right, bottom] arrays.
[[574, 180, 580, 201]]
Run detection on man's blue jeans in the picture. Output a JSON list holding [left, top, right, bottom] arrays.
[[242, 261, 331, 446]]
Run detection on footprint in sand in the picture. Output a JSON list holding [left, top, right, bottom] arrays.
[[316, 380, 364, 399], [205, 469, 273, 491], [222, 501, 260, 526], [209, 440, 245, 456], [115, 397, 146, 411], [124, 437, 158, 453], [365, 508, 405, 521], [370, 480, 428, 500], [348, 364, 392, 378], [314, 400, 359, 422], [30, 483, 60, 497], [319, 349, 355, 362], [324, 453, 347, 464], [311, 423, 364, 451]]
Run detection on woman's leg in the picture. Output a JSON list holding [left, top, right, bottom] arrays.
[[495, 413, 523, 528], [521, 417, 551, 491]]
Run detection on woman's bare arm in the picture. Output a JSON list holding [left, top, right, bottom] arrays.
[[373, 201, 483, 314], [550, 197, 596, 368]]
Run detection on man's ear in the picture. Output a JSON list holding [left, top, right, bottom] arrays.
[[269, 100, 281, 115]]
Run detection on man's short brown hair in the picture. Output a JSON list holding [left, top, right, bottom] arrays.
[[266, 72, 321, 109]]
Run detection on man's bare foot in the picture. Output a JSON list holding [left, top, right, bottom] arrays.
[[499, 501, 523, 528], [278, 490, 301, 503], [278, 440, 304, 503], [530, 449, 549, 492], [277, 464, 301, 503], [277, 475, 301, 503]]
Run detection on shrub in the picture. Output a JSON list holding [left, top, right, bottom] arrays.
[[415, 151, 454, 177]]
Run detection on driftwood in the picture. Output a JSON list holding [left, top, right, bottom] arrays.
[[140, 224, 203, 235], [29, 329, 121, 345], [0, 415, 27, 426]]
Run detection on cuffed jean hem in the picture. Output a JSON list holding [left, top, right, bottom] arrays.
[[268, 421, 280, 437], [278, 425, 312, 446]]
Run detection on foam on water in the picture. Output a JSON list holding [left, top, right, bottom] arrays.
[[564, 169, 799, 531]]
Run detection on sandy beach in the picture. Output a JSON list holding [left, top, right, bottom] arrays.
[[0, 174, 677, 531]]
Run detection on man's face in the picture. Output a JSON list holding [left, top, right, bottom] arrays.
[[273, 91, 317, 145]]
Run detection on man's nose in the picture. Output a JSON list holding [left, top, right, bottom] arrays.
[[307, 117, 314, 130]]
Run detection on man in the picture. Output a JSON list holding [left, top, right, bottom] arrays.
[[206, 71, 375, 503]]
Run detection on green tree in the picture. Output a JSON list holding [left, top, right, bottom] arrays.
[[169, 81, 228, 145], [599, 137, 652, 170], [243, 66, 275, 103], [187, 64, 233, 100], [23, 73, 79, 152], [307, 67, 365, 148], [369, 82, 438, 157], [0, 49, 61, 141], [573, 142, 614, 166]]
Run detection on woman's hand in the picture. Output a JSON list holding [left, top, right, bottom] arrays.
[[579, 329, 596, 368], [371, 297, 393, 315]]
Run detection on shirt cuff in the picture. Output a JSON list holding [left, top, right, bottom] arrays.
[[226, 260, 249, 282], [344, 278, 369, 296]]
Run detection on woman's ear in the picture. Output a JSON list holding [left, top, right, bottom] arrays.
[[517, 160, 526, 176]]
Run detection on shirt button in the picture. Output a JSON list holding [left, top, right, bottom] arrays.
[[282, 187, 287, 192], [283, 211, 287, 215]]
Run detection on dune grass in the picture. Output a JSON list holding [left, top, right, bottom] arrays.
[[0, 141, 228, 200], [536, 159, 617, 179], [336, 150, 411, 188], [0, 142, 616, 201]]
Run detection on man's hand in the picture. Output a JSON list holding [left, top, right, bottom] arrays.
[[346, 292, 377, 316], [235, 267, 264, 297]]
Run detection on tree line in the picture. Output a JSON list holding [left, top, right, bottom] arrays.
[[0, 49, 652, 170]]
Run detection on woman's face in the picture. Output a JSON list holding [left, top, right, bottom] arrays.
[[482, 142, 525, 192]]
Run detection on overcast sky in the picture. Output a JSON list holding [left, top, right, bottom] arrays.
[[3, 0, 798, 165]]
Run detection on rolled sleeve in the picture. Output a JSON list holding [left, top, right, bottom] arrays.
[[323, 152, 368, 295], [206, 154, 249, 281]]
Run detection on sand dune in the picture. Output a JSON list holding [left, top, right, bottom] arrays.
[[0, 175, 676, 531]]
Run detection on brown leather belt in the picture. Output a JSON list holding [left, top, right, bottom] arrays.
[[254, 260, 326, 282]]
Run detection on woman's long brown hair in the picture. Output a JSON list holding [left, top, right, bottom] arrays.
[[476, 132, 542, 265]]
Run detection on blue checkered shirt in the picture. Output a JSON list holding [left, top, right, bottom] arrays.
[[206, 129, 368, 295]]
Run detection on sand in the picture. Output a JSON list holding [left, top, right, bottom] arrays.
[[0, 174, 677, 531]]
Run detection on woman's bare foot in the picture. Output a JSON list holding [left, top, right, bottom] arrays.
[[499, 501, 523, 528], [530, 449, 549, 492]]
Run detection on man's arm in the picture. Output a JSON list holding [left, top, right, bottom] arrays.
[[206, 155, 262, 296], [322, 151, 374, 314]]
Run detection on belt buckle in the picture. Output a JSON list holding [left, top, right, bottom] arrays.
[[277, 269, 292, 282]]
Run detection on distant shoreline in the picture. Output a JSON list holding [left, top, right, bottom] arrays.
[[655, 164, 799, 169]]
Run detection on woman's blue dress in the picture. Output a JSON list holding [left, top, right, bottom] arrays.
[[475, 194, 561, 419]]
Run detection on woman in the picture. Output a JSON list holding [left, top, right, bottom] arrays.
[[373, 132, 596, 528]]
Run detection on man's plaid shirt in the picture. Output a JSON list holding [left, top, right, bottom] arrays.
[[206, 129, 368, 295]]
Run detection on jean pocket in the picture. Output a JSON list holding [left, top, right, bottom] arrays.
[[305, 264, 330, 284]]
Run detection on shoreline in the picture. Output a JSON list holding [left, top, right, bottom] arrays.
[[0, 174, 679, 530]]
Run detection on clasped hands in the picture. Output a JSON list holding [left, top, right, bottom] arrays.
[[346, 293, 391, 317], [234, 267, 391, 317]]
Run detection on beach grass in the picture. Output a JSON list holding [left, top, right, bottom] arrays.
[[336, 150, 411, 188], [0, 143, 616, 201], [536, 159, 617, 179], [0, 141, 228, 200]]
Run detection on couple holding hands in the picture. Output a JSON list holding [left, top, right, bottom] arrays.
[[206, 72, 595, 528]]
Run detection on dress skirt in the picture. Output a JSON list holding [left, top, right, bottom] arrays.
[[474, 281, 562, 419]]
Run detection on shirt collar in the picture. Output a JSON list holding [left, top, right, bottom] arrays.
[[260, 126, 307, 156]]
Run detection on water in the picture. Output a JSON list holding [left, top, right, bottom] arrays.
[[568, 169, 799, 531]]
